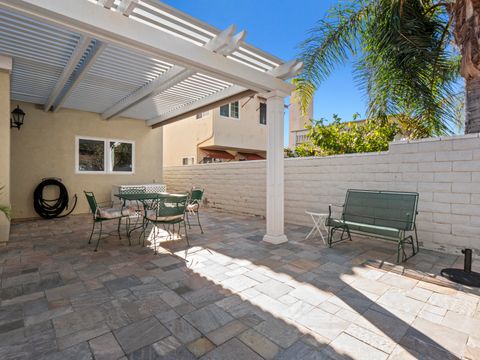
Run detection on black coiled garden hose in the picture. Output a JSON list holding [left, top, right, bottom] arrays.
[[33, 178, 77, 219]]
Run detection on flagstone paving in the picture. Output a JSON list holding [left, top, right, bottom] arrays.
[[1, 209, 479, 359]]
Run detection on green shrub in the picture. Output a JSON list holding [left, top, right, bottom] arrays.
[[293, 114, 399, 157]]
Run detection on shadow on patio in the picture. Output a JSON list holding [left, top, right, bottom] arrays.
[[1, 208, 477, 359]]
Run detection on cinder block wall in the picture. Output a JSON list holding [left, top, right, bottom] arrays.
[[164, 134, 480, 255]]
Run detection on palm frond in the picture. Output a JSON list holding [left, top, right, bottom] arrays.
[[295, 0, 374, 115], [296, 0, 461, 137]]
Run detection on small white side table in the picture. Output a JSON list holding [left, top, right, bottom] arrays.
[[305, 210, 329, 244]]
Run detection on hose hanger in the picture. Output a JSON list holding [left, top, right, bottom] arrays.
[[33, 178, 77, 219]]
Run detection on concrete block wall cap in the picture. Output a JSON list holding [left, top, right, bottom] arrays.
[[390, 139, 410, 145], [392, 134, 480, 146], [444, 133, 480, 140], [285, 151, 386, 162]]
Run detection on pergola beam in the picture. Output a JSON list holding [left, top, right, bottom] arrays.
[[98, 0, 115, 9], [117, 0, 138, 17], [52, 40, 107, 112], [148, 85, 251, 127], [102, 25, 244, 120], [268, 59, 303, 80], [43, 35, 92, 111], [0, 0, 294, 94]]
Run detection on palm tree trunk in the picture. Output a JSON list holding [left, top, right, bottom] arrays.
[[465, 77, 480, 133], [448, 0, 480, 133]]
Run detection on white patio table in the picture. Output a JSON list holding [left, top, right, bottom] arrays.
[[305, 210, 329, 245]]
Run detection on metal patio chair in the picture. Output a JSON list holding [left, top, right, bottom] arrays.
[[119, 186, 146, 230], [142, 194, 189, 253], [84, 191, 135, 251], [186, 187, 204, 234]]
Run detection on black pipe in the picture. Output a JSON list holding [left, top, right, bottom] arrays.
[[462, 248, 472, 273]]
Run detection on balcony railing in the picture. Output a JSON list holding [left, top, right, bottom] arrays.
[[292, 129, 310, 146]]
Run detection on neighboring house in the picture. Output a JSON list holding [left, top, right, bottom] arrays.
[[288, 92, 314, 148], [163, 95, 268, 166]]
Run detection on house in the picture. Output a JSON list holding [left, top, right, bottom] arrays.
[[0, 0, 299, 246], [165, 90, 314, 166], [288, 91, 314, 148], [163, 95, 268, 166]]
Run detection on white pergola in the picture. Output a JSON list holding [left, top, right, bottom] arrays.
[[0, 0, 301, 244]]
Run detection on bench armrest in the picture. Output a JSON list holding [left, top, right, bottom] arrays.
[[329, 203, 344, 208], [328, 203, 344, 218]]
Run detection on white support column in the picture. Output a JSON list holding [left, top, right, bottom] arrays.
[[263, 90, 288, 244]]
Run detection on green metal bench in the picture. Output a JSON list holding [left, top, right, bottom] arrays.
[[326, 189, 419, 263]]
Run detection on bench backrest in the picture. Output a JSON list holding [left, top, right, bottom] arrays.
[[343, 190, 419, 231]]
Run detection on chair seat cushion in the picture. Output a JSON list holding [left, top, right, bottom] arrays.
[[145, 210, 184, 223], [326, 218, 401, 238], [124, 200, 144, 211], [126, 204, 144, 216], [186, 203, 199, 212], [98, 207, 135, 219]]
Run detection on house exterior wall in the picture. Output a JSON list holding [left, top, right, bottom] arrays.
[[211, 96, 267, 151], [162, 96, 267, 166], [10, 101, 163, 219], [162, 111, 214, 166], [164, 134, 480, 256], [0, 66, 11, 243]]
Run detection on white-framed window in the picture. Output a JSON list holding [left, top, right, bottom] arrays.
[[75, 136, 135, 174], [219, 101, 240, 119], [259, 102, 267, 125], [182, 157, 195, 165], [196, 111, 209, 119]]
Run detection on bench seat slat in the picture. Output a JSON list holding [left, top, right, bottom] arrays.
[[326, 218, 400, 239]]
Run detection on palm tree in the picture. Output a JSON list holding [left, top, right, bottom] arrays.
[[295, 0, 475, 136], [449, 0, 480, 133]]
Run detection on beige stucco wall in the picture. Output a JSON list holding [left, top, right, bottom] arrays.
[[211, 96, 267, 151], [0, 70, 10, 242], [162, 96, 267, 166], [164, 134, 480, 256], [10, 101, 163, 219], [163, 111, 213, 166]]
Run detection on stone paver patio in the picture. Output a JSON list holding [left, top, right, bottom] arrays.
[[1, 209, 479, 359]]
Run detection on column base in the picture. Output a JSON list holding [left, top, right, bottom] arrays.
[[263, 233, 288, 244]]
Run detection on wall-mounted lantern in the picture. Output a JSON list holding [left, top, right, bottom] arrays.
[[10, 105, 25, 130]]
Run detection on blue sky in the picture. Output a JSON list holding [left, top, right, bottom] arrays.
[[163, 0, 366, 144]]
